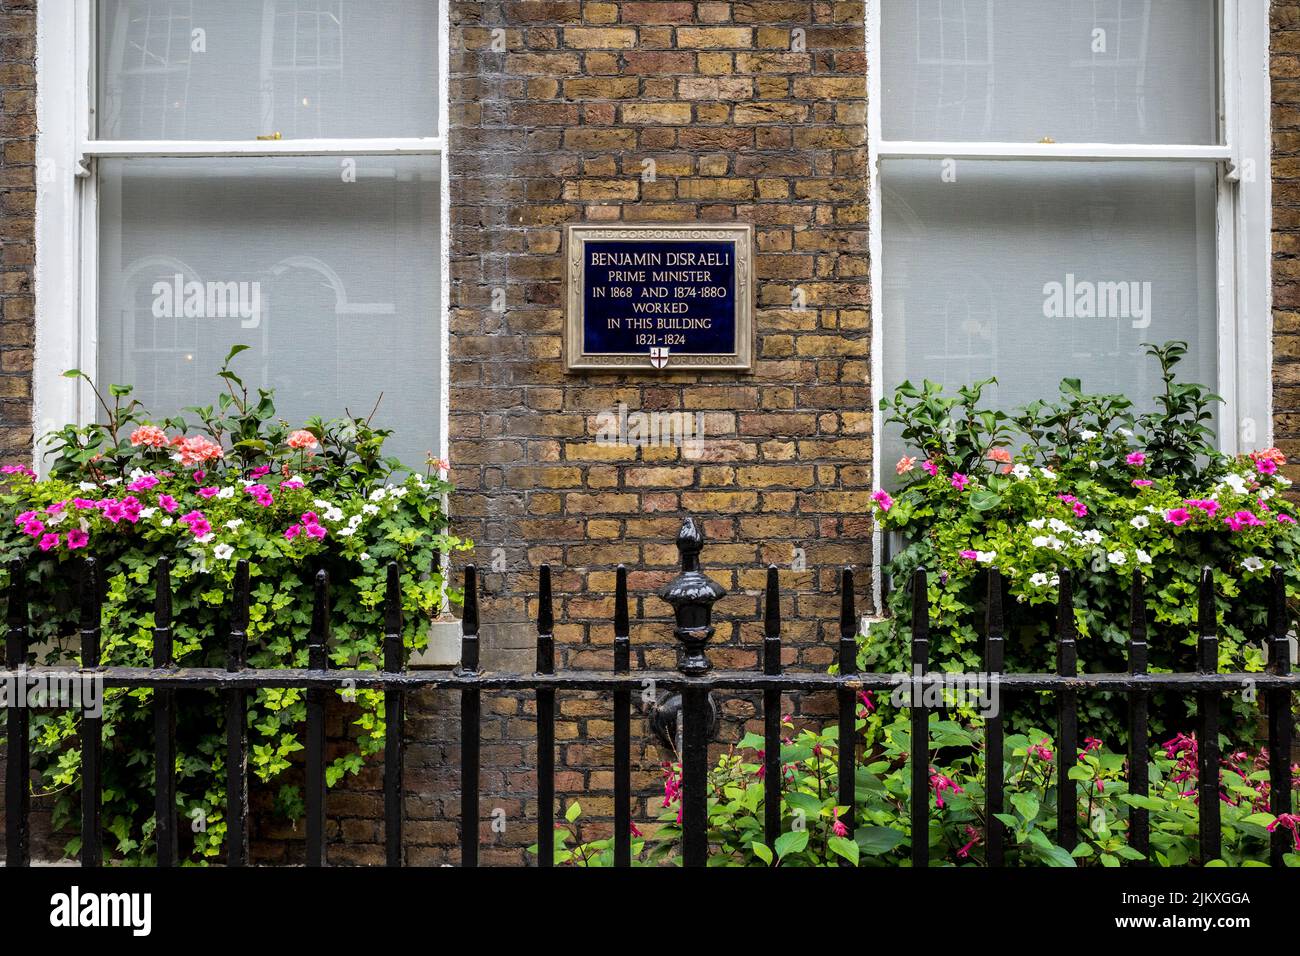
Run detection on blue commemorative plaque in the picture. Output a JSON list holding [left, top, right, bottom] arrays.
[[565, 224, 753, 372]]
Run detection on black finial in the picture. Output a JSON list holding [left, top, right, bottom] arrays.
[[657, 516, 726, 674]]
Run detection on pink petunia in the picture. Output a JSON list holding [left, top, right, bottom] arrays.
[[1165, 508, 1192, 526], [38, 533, 60, 552], [1126, 452, 1147, 467], [1132, 479, 1153, 488], [197, 486, 220, 499], [959, 549, 979, 560], [158, 495, 178, 513], [872, 489, 893, 512], [284, 525, 301, 540], [921, 461, 938, 477], [1225, 510, 1264, 532], [1, 464, 36, 479], [1257, 457, 1278, 476], [950, 473, 970, 491], [127, 474, 159, 493], [65, 529, 89, 550]]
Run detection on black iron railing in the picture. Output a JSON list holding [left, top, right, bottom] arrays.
[[1, 516, 1297, 867]]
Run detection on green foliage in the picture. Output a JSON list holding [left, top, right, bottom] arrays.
[[870, 341, 1297, 742], [536, 713, 1300, 868], [0, 351, 469, 864]]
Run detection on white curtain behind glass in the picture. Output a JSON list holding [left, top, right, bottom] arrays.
[[880, 160, 1218, 477], [97, 156, 441, 470], [97, 0, 439, 139], [882, 0, 1217, 144]]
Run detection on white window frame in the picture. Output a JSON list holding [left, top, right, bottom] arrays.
[[866, 0, 1273, 603], [33, 0, 451, 473]]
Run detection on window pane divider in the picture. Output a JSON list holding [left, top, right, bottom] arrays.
[[878, 141, 1232, 162], [77, 136, 444, 169]]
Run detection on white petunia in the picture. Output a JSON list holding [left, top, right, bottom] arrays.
[[226, 518, 244, 530], [78, 481, 98, 492], [160, 517, 174, 527], [1242, 556, 1265, 572], [217, 486, 235, 499], [195, 533, 214, 544], [1106, 550, 1127, 567], [1081, 529, 1102, 545], [1080, 429, 1097, 441], [1027, 518, 1046, 530], [1040, 468, 1057, 480], [1048, 518, 1070, 534], [213, 544, 235, 560], [975, 550, 997, 564], [1012, 464, 1032, 480], [362, 503, 380, 516], [1130, 516, 1149, 529], [1135, 549, 1152, 565], [369, 488, 387, 502], [47, 511, 67, 527], [139, 507, 157, 520], [323, 506, 344, 522], [338, 527, 356, 537]]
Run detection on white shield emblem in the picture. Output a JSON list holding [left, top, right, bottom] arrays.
[[650, 346, 670, 369]]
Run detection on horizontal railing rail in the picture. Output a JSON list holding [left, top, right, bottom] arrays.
[[0, 516, 1295, 868]]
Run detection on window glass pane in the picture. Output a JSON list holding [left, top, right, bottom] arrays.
[[882, 0, 1217, 144], [97, 0, 439, 139], [880, 159, 1218, 479], [97, 155, 441, 470]]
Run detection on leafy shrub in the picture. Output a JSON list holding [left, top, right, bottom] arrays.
[[869, 342, 1298, 742], [540, 707, 1300, 867], [0, 349, 469, 864]]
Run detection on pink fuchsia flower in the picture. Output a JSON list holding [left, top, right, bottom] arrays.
[[287, 429, 319, 451], [1125, 451, 1147, 466], [930, 773, 963, 809], [896, 456, 916, 475], [129, 425, 168, 448], [65, 529, 89, 550], [1029, 739, 1053, 762], [1225, 510, 1264, 531], [1266, 814, 1300, 852], [871, 489, 893, 512], [1, 464, 35, 479], [126, 474, 159, 493], [1256, 457, 1278, 476], [629, 821, 643, 838], [857, 690, 875, 713], [1079, 737, 1103, 760], [1165, 508, 1192, 526], [831, 809, 848, 838], [1132, 479, 1153, 488], [956, 824, 981, 859], [158, 494, 178, 513], [950, 473, 970, 491], [921, 460, 938, 477], [38, 533, 60, 552]]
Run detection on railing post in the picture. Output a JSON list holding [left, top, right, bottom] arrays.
[[226, 560, 250, 867], [1197, 568, 1221, 864], [657, 517, 726, 868], [1127, 575, 1150, 866], [383, 562, 405, 867], [984, 569, 1005, 867], [1055, 569, 1078, 853], [535, 564, 555, 868], [909, 569, 929, 868], [79, 557, 102, 868], [613, 565, 632, 867], [837, 567, 857, 849], [153, 557, 177, 868], [5, 563, 29, 867], [459, 564, 480, 868], [1267, 568, 1294, 868], [305, 569, 329, 867], [762, 565, 782, 856]]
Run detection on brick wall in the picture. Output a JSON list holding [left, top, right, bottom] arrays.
[[0, 0, 33, 464], [1275, 0, 1300, 472], [440, 0, 870, 860]]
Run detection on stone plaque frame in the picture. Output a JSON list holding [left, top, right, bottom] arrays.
[[564, 223, 754, 373]]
